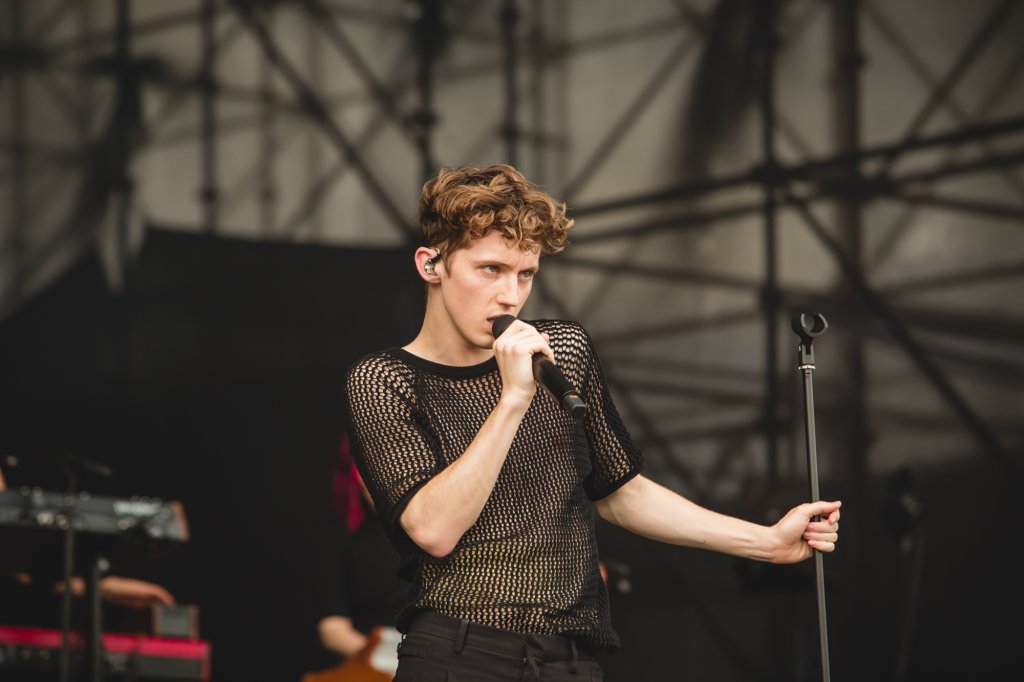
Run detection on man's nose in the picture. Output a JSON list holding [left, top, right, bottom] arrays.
[[495, 276, 520, 307]]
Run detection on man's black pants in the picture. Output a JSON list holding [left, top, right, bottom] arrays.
[[394, 611, 604, 681]]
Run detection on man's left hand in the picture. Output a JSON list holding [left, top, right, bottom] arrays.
[[770, 500, 841, 563]]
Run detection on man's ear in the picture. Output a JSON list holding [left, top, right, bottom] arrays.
[[414, 247, 442, 283]]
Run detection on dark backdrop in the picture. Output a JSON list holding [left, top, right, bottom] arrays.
[[0, 228, 423, 681]]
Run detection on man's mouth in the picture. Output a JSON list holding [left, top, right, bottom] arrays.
[[487, 314, 518, 337]]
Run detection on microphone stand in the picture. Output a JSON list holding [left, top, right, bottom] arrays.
[[791, 313, 832, 682], [84, 552, 111, 682], [58, 468, 78, 682], [55, 453, 114, 682]]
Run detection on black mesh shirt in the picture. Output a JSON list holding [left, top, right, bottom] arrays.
[[344, 319, 643, 651]]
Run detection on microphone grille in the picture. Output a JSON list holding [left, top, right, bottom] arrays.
[[491, 314, 517, 338]]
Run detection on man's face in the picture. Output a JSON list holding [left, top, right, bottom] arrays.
[[433, 231, 540, 354]]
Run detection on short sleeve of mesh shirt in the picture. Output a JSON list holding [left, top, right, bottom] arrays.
[[570, 323, 644, 500], [345, 354, 438, 540]]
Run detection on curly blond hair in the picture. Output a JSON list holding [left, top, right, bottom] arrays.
[[418, 164, 573, 258]]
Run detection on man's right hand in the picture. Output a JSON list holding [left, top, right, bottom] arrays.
[[492, 318, 554, 406]]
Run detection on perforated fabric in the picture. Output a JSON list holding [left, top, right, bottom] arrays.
[[345, 319, 642, 651]]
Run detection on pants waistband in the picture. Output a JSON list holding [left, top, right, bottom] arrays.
[[406, 611, 598, 664]]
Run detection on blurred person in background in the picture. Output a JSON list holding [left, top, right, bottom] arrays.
[[306, 433, 407, 682]]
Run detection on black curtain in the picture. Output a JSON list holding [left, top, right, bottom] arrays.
[[0, 227, 422, 681]]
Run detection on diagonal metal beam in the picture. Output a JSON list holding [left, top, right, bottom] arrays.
[[28, 0, 78, 42], [910, 340, 1024, 388], [778, 289, 1024, 403], [218, 119, 304, 224], [231, 1, 416, 241], [561, 34, 698, 202], [872, 409, 1024, 438], [571, 200, 767, 245], [862, 0, 1024, 201], [157, 23, 422, 234], [33, 71, 88, 135], [865, 40, 1024, 272], [656, 418, 772, 445], [142, 18, 245, 148], [606, 371, 698, 490], [782, 286, 1024, 348], [880, 189, 1024, 224], [865, 0, 1019, 182], [879, 260, 1024, 297], [786, 290, 1024, 387], [620, 378, 760, 405], [548, 254, 761, 291], [889, 304, 1024, 347], [594, 308, 761, 347], [787, 192, 1022, 482], [600, 355, 763, 384], [565, 1, 723, 323], [887, 147, 1024, 187], [279, 30, 427, 239], [531, 275, 696, 488], [702, 427, 757, 495], [45, 6, 230, 54], [855, 150, 1024, 272], [570, 114, 1024, 218], [299, 0, 421, 146]]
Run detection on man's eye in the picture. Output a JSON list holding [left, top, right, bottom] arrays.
[[483, 265, 499, 273], [520, 271, 534, 280]]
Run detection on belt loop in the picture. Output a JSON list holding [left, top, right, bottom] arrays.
[[569, 638, 579, 673], [524, 649, 541, 680], [453, 619, 470, 654]]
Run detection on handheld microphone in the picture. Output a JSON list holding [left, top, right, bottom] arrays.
[[491, 314, 588, 419]]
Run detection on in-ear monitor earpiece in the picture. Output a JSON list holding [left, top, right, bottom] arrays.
[[424, 249, 441, 276]]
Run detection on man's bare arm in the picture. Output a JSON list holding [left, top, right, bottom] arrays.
[[399, 395, 529, 558], [593, 475, 840, 563], [399, 322, 554, 558]]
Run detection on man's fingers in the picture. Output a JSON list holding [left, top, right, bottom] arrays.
[[805, 500, 841, 520], [807, 517, 838, 532], [804, 530, 839, 542], [494, 326, 555, 364], [807, 540, 836, 553]]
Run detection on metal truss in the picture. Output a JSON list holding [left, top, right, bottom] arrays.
[[542, 0, 1024, 500], [2, 0, 1022, 497]]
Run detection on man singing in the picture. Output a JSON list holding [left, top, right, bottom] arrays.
[[344, 164, 841, 681]]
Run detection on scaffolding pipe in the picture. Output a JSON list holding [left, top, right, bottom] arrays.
[[200, 0, 218, 233], [231, 0, 416, 240], [788, 194, 1021, 484], [413, 0, 441, 183], [500, 0, 520, 166], [756, 0, 781, 481]]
